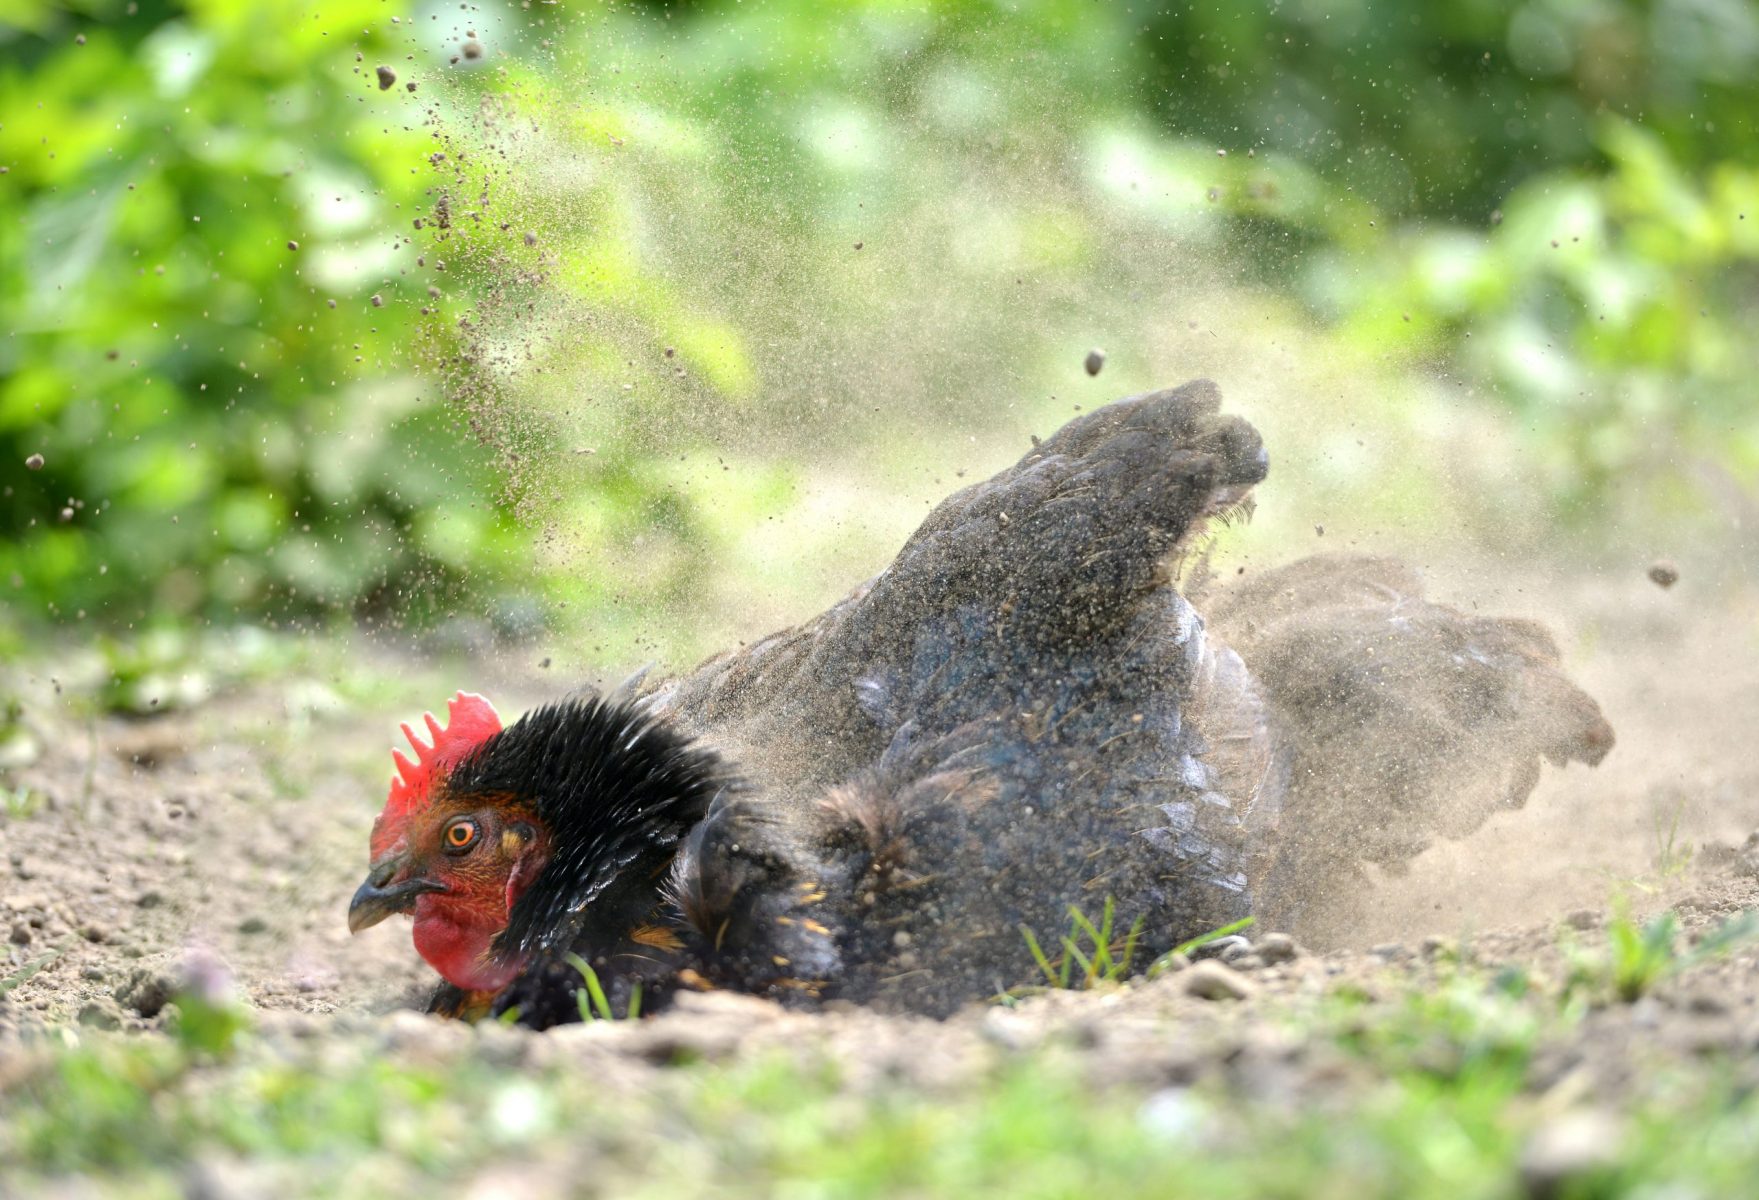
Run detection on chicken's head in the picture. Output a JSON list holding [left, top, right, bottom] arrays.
[[347, 691, 549, 992]]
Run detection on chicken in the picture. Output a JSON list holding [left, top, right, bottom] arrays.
[[348, 380, 1613, 1025]]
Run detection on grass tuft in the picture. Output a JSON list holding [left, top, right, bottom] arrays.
[[1564, 905, 1759, 1005], [1016, 898, 1146, 993]]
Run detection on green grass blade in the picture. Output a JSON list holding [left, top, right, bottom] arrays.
[[1172, 916, 1255, 959], [1150, 916, 1257, 978], [1118, 915, 1146, 980], [1061, 936, 1093, 987], [0, 945, 66, 997], [1020, 925, 1062, 988], [1684, 909, 1759, 966], [566, 952, 615, 1020]]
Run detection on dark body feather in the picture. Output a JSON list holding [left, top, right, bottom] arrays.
[[434, 381, 1612, 1026]]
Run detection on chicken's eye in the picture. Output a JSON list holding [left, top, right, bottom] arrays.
[[442, 818, 480, 854]]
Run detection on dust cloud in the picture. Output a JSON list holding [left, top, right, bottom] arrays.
[[378, 7, 1756, 953]]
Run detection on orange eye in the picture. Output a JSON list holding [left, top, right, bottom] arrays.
[[442, 818, 479, 853]]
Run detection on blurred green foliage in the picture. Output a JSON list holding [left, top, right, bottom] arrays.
[[2, 0, 1754, 650]]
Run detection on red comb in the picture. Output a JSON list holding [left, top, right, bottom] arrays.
[[370, 691, 502, 860]]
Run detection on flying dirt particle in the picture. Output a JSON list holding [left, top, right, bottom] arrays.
[[406, 81, 418, 93], [25, 453, 44, 471], [327, 299, 337, 309], [370, 294, 384, 308], [1314, 523, 1325, 537], [376, 65, 396, 90], [1647, 560, 1679, 589], [539, 657, 551, 669], [463, 40, 484, 60], [1083, 349, 1106, 376], [523, 231, 536, 247], [75, 33, 86, 45], [1216, 148, 1226, 157], [286, 240, 299, 251], [59, 507, 74, 522], [854, 241, 864, 250], [1491, 209, 1503, 226]]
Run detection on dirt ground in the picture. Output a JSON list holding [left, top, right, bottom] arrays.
[[2, 562, 1757, 1088]]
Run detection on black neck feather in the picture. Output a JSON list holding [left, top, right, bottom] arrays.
[[443, 693, 733, 961]]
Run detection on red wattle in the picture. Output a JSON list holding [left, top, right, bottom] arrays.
[[411, 896, 523, 992]]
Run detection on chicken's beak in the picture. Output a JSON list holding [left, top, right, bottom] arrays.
[[348, 852, 446, 934]]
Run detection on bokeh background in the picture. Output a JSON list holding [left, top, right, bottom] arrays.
[[4, 0, 1757, 687]]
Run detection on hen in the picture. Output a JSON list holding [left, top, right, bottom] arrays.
[[348, 380, 1613, 1025]]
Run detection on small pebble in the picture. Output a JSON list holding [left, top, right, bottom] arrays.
[[1519, 1110, 1624, 1198], [286, 240, 299, 251], [1181, 960, 1256, 1001], [376, 65, 396, 90], [1257, 932, 1302, 965], [25, 453, 44, 471], [1191, 934, 1251, 962], [462, 40, 484, 60], [1420, 934, 1457, 959], [1083, 348, 1106, 376], [77, 1001, 122, 1031], [370, 294, 384, 308], [1647, 560, 1679, 589]]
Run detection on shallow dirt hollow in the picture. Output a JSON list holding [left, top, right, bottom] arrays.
[[0, 565, 1756, 1076]]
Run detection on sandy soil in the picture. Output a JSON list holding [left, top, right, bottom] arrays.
[[1, 564, 1755, 1071]]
